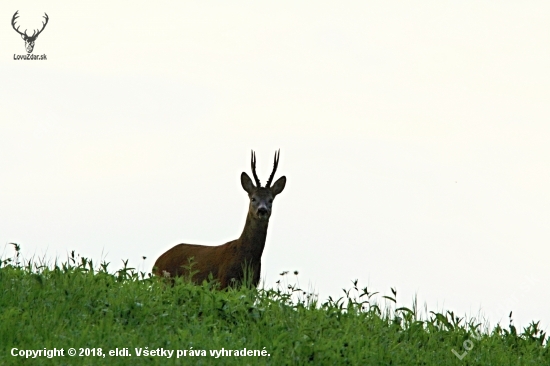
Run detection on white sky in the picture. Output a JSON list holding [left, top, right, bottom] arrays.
[[1, 1, 549, 331]]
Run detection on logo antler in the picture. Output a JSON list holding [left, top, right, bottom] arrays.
[[12, 11, 49, 54]]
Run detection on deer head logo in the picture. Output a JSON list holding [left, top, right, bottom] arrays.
[[11, 11, 49, 54]]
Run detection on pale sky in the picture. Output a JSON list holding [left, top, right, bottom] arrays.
[[1, 1, 549, 331]]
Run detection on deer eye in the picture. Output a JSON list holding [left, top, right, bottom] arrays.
[[269, 199, 273, 204], [251, 198, 256, 202]]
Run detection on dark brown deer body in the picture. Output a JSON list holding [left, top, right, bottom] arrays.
[[153, 151, 286, 288]]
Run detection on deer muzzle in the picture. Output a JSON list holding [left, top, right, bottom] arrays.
[[25, 41, 35, 53], [257, 207, 269, 219]]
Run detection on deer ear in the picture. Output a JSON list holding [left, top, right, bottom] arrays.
[[270, 176, 286, 196], [21, 34, 26, 40], [241, 172, 255, 194]]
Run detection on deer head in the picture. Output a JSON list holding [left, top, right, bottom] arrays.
[[241, 150, 286, 221], [12, 11, 49, 54]]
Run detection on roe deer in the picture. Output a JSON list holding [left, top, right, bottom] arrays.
[[153, 150, 286, 288]]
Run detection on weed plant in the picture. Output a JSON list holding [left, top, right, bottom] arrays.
[[0, 245, 548, 365]]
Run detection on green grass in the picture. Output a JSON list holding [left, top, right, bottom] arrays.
[[0, 246, 548, 365]]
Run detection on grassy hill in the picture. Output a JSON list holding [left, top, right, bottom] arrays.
[[0, 249, 548, 365]]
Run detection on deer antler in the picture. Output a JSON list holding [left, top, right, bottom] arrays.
[[11, 11, 25, 37], [266, 149, 280, 188], [11, 11, 49, 40], [251, 150, 261, 187], [32, 13, 49, 39]]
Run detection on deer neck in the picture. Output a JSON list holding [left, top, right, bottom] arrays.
[[237, 212, 269, 258]]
